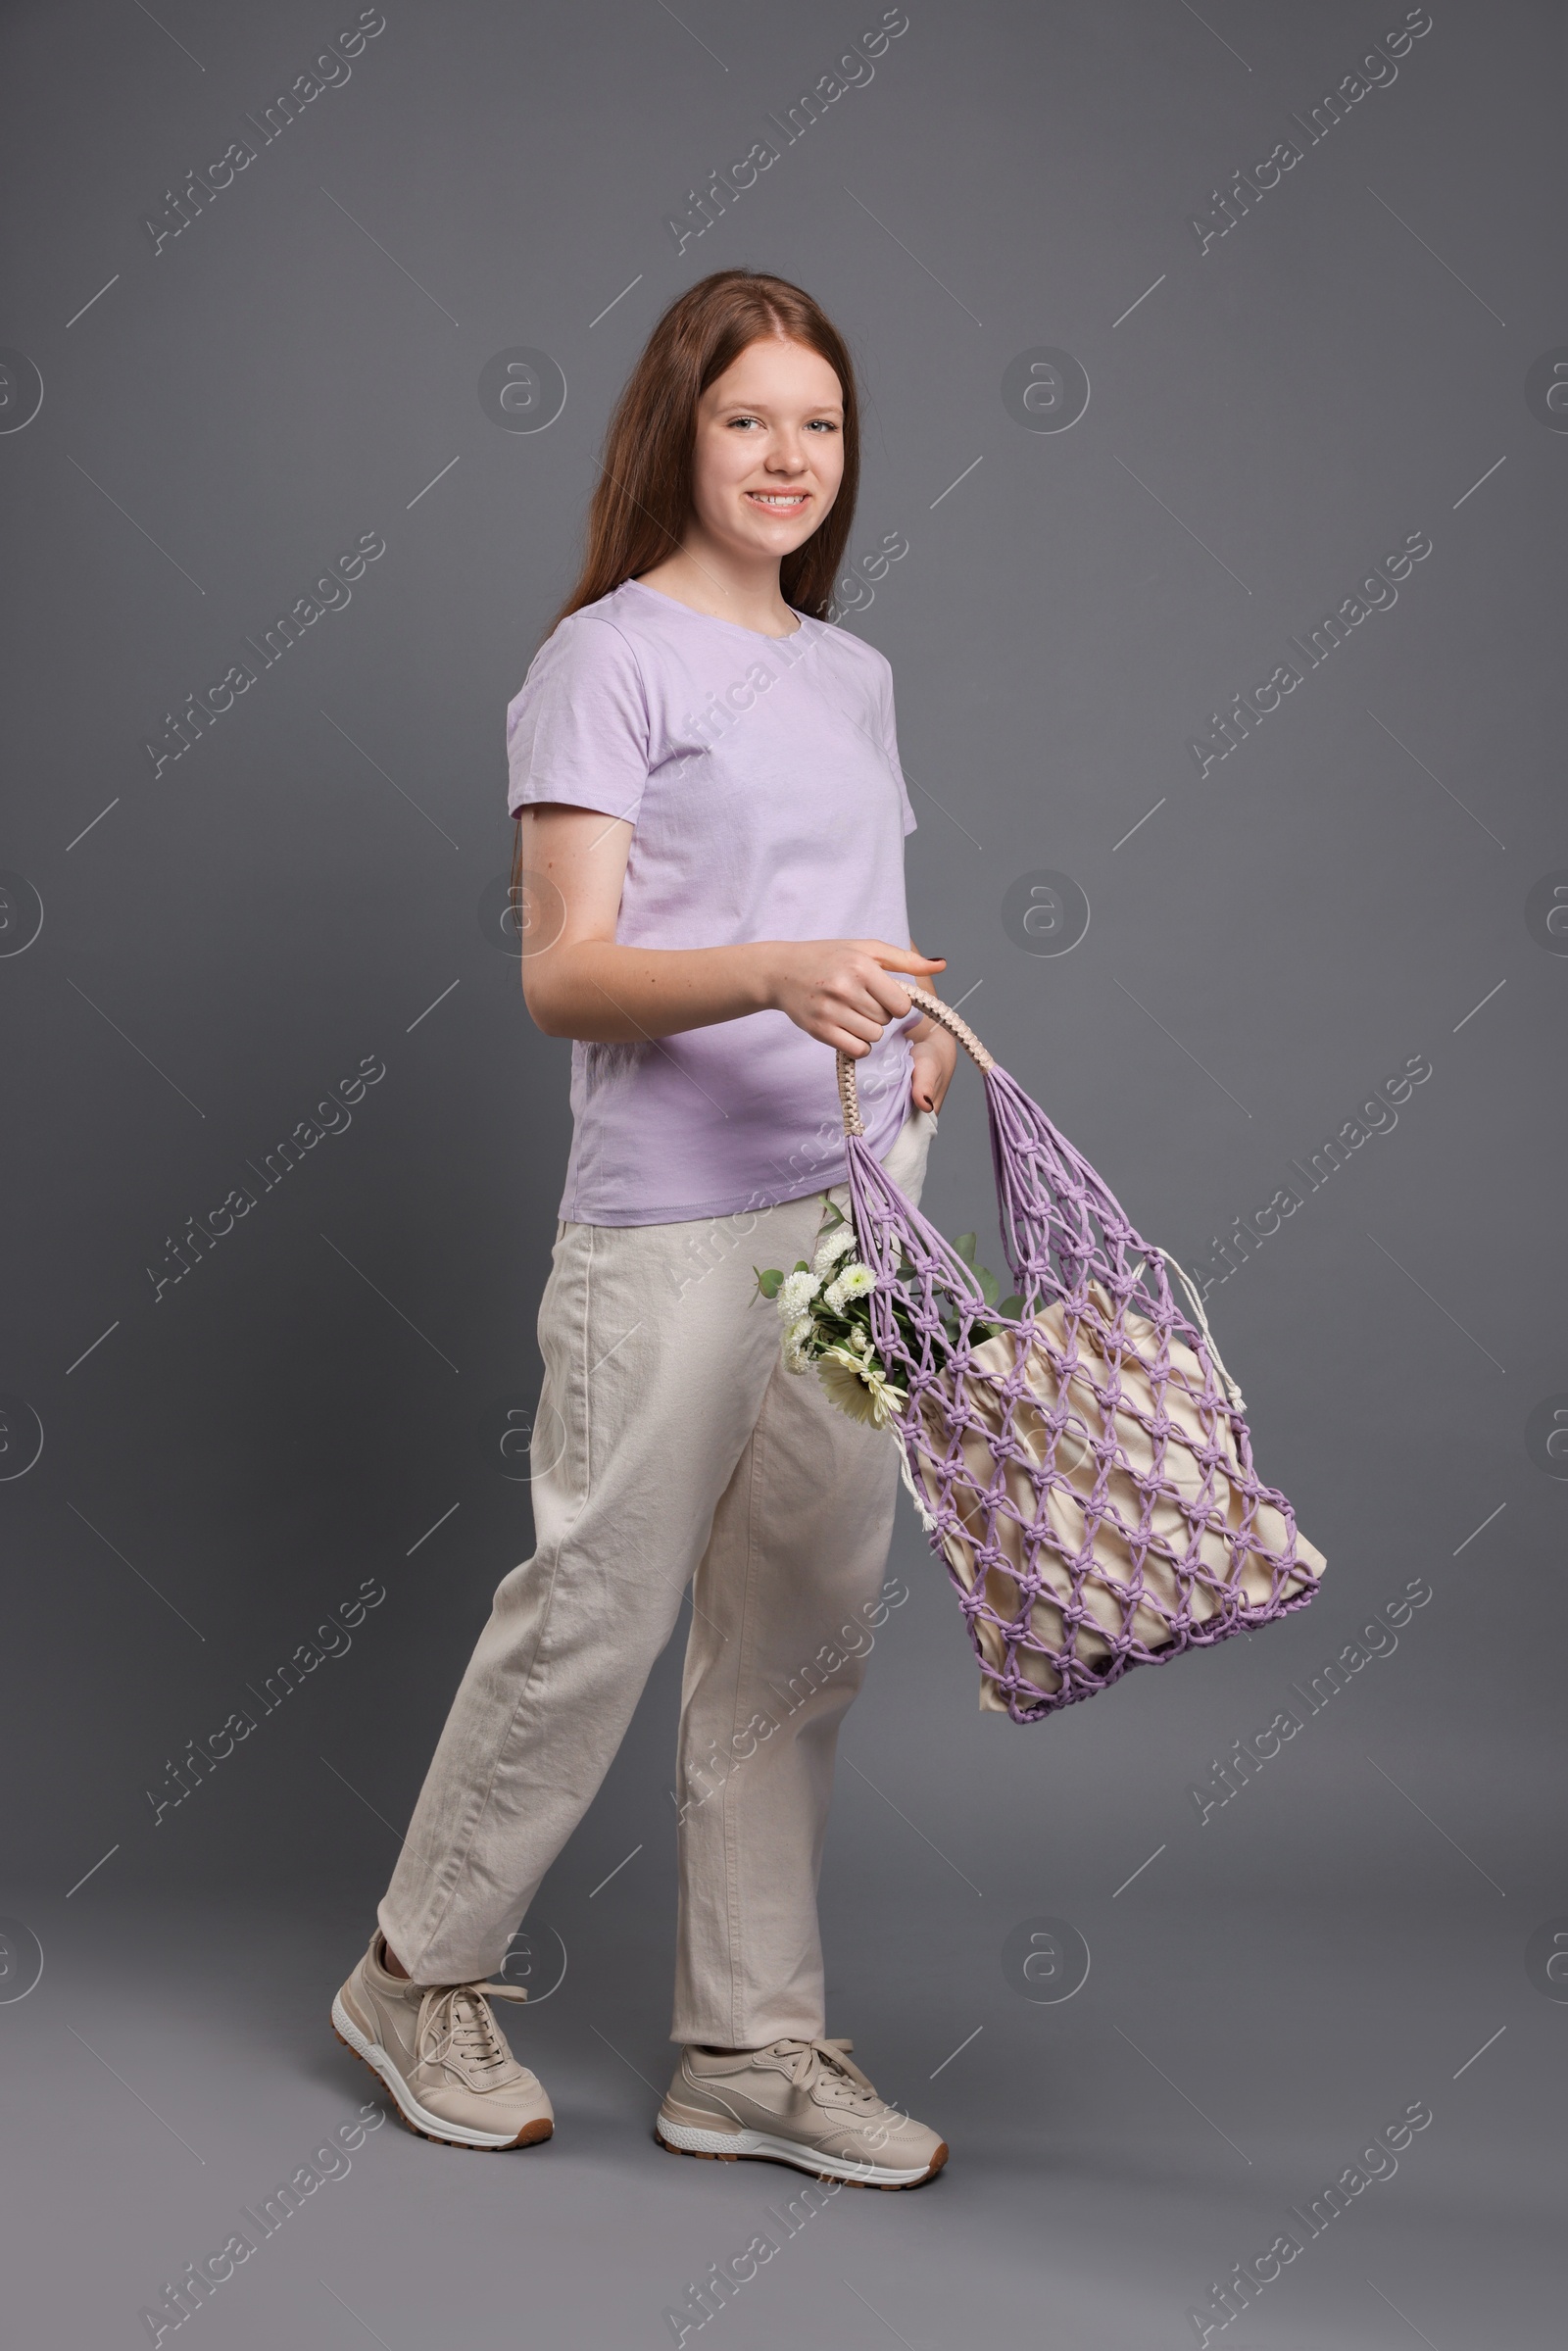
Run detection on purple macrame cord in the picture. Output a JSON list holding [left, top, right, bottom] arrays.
[[838, 992, 1325, 1724]]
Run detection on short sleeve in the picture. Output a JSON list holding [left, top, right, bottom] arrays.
[[506, 612, 651, 824], [878, 662, 917, 837]]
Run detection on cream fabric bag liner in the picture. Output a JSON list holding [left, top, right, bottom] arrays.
[[905, 1280, 1326, 1711]]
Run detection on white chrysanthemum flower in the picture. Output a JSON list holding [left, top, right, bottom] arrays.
[[777, 1269, 820, 1319], [816, 1343, 906, 1429], [781, 1316, 814, 1374], [822, 1261, 875, 1315], [812, 1222, 858, 1276]]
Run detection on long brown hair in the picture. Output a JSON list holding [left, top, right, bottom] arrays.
[[553, 269, 860, 633], [510, 269, 861, 918]]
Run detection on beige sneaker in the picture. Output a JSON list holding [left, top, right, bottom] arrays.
[[656, 2036, 947, 2188], [331, 1930, 553, 2150]]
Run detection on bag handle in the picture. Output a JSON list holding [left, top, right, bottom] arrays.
[[837, 986, 1251, 1417], [836, 986, 993, 1135]]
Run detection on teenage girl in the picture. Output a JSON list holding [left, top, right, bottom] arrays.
[[332, 269, 956, 2187]]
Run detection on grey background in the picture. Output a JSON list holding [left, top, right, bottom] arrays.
[[2, 0, 1563, 2342]]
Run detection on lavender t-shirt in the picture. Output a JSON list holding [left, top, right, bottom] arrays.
[[506, 577, 919, 1226]]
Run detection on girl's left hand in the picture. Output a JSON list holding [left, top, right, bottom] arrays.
[[909, 1020, 957, 1114]]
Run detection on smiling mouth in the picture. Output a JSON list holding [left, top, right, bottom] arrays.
[[745, 491, 810, 509]]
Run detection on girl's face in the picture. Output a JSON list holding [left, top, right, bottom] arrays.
[[688, 336, 846, 565]]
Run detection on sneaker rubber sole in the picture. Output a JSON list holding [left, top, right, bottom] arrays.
[[654, 2111, 946, 2189], [330, 1992, 553, 2152]]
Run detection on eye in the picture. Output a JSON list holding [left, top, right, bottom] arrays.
[[806, 418, 840, 433], [726, 415, 762, 429]]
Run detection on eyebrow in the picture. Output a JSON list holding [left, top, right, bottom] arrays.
[[716, 399, 844, 416]]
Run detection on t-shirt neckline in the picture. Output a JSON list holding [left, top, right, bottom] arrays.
[[621, 575, 810, 646]]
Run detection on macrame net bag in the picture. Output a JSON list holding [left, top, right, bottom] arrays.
[[839, 992, 1326, 1724]]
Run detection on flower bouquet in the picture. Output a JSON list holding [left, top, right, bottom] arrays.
[[756, 1205, 1014, 1431]]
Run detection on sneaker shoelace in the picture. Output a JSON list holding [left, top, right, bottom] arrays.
[[416, 1978, 529, 2087], [764, 2036, 885, 2114]]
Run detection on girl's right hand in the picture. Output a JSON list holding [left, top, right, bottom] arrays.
[[761, 940, 946, 1057]]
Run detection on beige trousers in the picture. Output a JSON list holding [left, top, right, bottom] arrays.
[[379, 1107, 936, 2046]]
